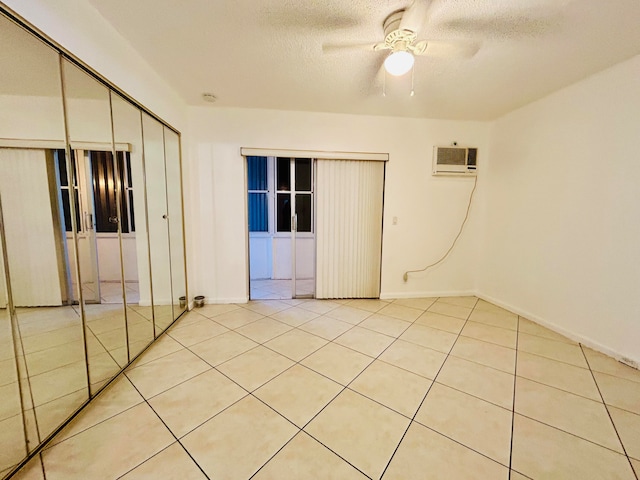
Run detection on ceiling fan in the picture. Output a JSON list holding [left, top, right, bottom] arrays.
[[323, 0, 480, 77]]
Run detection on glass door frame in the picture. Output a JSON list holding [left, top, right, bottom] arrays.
[[274, 157, 315, 299], [288, 158, 315, 299], [73, 148, 101, 304]]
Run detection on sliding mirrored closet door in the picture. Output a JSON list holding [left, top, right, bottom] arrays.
[[164, 128, 187, 320], [0, 8, 188, 477], [141, 114, 173, 334], [0, 205, 26, 477], [0, 12, 89, 471], [111, 93, 155, 360]]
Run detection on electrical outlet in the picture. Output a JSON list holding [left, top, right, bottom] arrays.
[[392, 216, 398, 225]]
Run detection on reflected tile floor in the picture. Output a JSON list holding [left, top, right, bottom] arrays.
[[11, 297, 640, 480], [76, 281, 140, 304]]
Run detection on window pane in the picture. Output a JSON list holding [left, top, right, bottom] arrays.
[[128, 190, 136, 232], [91, 151, 118, 233], [56, 149, 68, 186], [116, 152, 130, 233], [61, 190, 81, 232], [61, 190, 72, 232], [276, 193, 291, 232], [247, 156, 267, 190], [125, 152, 133, 188], [248, 192, 268, 232], [295, 194, 312, 232], [69, 151, 78, 187], [295, 158, 312, 192], [276, 157, 290, 191]]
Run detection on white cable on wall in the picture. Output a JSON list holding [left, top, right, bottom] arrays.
[[403, 175, 478, 282]]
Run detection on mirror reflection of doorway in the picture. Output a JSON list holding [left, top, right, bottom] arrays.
[[55, 148, 138, 305], [247, 156, 315, 300]]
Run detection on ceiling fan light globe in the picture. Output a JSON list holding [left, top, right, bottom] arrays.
[[384, 50, 415, 76]]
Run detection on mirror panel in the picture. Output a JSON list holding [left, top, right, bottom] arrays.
[[111, 93, 154, 357], [0, 15, 65, 143], [0, 10, 187, 474], [0, 148, 89, 443], [164, 128, 187, 320], [0, 206, 27, 477], [62, 60, 127, 394], [142, 114, 173, 334], [0, 12, 88, 462]]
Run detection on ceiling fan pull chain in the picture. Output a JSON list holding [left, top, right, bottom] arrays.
[[410, 64, 415, 97], [383, 69, 387, 97]]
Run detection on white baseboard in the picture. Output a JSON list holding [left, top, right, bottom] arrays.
[[380, 290, 477, 300], [476, 292, 640, 369]]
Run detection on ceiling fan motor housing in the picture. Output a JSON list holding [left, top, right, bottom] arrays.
[[383, 10, 418, 51]]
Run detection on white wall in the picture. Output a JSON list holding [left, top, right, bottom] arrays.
[[0, 95, 65, 141], [479, 54, 640, 365], [186, 107, 491, 303]]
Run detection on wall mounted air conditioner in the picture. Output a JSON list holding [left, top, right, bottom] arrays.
[[432, 146, 478, 175]]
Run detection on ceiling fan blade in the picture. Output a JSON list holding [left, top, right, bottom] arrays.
[[399, 0, 433, 33], [322, 42, 387, 54], [413, 40, 480, 58]]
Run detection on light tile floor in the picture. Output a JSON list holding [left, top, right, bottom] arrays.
[[9, 296, 640, 480], [81, 281, 140, 304], [250, 279, 314, 300], [1, 296, 182, 476]]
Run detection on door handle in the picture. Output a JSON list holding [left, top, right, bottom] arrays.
[[291, 215, 297, 232], [85, 212, 94, 231], [108, 216, 119, 224]]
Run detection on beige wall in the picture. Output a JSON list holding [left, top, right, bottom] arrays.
[[185, 106, 491, 302], [479, 54, 640, 365]]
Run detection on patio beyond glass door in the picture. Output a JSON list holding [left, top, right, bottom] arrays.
[[275, 157, 314, 299], [291, 158, 314, 298]]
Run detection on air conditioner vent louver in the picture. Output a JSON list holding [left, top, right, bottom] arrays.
[[433, 146, 477, 175]]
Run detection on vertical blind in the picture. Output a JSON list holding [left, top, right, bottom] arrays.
[[0, 149, 63, 306], [315, 159, 385, 299]]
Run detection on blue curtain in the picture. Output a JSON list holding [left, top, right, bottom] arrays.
[[247, 156, 268, 232]]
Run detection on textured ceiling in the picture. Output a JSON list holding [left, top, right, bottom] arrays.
[[87, 0, 640, 120]]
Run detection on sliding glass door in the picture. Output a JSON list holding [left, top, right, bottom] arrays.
[[247, 156, 315, 300]]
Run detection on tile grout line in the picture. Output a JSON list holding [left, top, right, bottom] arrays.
[[513, 348, 593, 371], [579, 344, 639, 480], [13, 307, 45, 451], [121, 377, 213, 480], [509, 411, 637, 456], [230, 302, 421, 479], [236, 298, 512, 479], [509, 374, 635, 411], [40, 300, 524, 476], [179, 343, 373, 479], [33, 297, 578, 479], [379, 297, 493, 479], [508, 315, 521, 479], [43, 397, 143, 450], [113, 442, 191, 480], [37, 451, 46, 480]]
